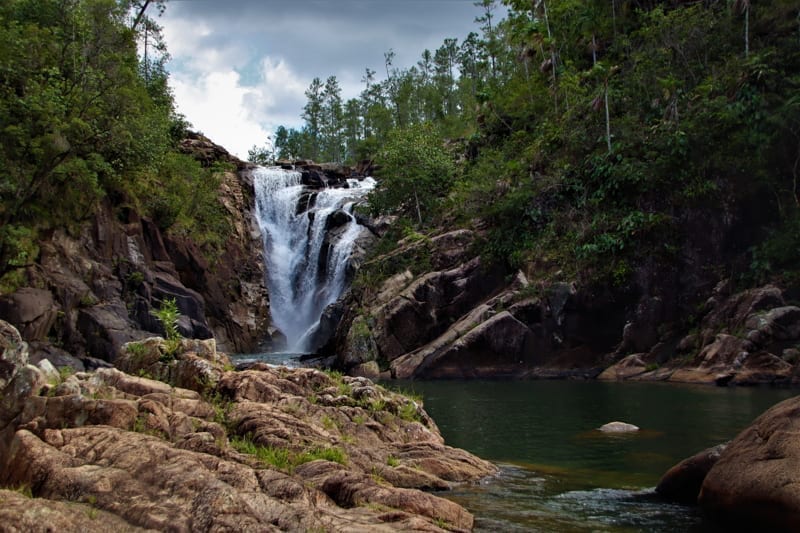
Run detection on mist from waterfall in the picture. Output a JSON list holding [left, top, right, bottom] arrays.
[[253, 166, 375, 352]]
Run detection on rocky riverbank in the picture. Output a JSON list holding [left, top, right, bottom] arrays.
[[0, 319, 495, 531]]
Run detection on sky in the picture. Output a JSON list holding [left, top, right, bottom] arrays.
[[157, 0, 498, 158]]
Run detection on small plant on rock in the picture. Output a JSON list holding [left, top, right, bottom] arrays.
[[151, 297, 182, 360]]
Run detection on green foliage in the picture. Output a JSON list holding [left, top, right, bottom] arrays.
[[749, 214, 800, 285], [150, 297, 181, 359], [369, 123, 455, 226], [0, 0, 235, 281], [397, 401, 422, 423], [135, 155, 231, 256], [151, 297, 180, 340], [231, 434, 347, 472]]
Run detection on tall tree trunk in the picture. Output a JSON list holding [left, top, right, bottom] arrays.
[[604, 80, 612, 154]]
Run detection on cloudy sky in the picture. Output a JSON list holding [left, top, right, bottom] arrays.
[[157, 0, 498, 158]]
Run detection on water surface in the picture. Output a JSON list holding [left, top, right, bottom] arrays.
[[389, 380, 795, 532]]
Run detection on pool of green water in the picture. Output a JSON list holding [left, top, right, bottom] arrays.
[[388, 380, 795, 532]]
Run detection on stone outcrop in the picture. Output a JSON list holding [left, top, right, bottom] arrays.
[[597, 421, 639, 433], [332, 228, 624, 379], [0, 135, 272, 363], [600, 284, 800, 385], [697, 395, 800, 530], [0, 320, 495, 531]]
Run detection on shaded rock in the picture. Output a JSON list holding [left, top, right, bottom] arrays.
[[0, 320, 29, 390], [0, 489, 150, 532], [618, 296, 664, 354], [656, 443, 727, 504], [699, 395, 800, 530], [341, 315, 379, 369], [0, 288, 58, 341], [392, 310, 532, 379], [28, 342, 85, 373], [76, 303, 147, 362], [597, 354, 648, 381]]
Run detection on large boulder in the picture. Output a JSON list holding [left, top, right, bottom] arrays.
[[665, 285, 800, 386], [392, 310, 532, 379], [699, 395, 800, 530]]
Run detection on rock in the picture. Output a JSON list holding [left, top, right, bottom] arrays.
[[0, 345, 494, 531], [656, 443, 727, 504], [27, 342, 85, 373], [699, 395, 800, 530], [618, 296, 663, 354], [342, 315, 379, 369], [598, 421, 639, 433], [350, 361, 380, 379], [0, 288, 58, 341], [597, 354, 648, 381], [392, 310, 532, 379], [0, 320, 29, 390], [76, 303, 147, 362], [0, 489, 150, 532]]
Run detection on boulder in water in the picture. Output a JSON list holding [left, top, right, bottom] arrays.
[[598, 421, 639, 433], [656, 442, 727, 504], [698, 395, 800, 530]]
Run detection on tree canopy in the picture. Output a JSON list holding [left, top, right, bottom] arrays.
[[273, 0, 800, 285]]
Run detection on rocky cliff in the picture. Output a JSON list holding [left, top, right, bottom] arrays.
[[331, 224, 800, 384], [0, 135, 272, 367]]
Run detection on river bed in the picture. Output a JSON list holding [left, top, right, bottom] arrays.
[[387, 380, 795, 532]]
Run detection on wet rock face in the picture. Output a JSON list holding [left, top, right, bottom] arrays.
[[0, 321, 495, 531]]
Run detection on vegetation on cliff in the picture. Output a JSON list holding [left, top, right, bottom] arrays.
[[0, 0, 229, 292], [273, 0, 800, 292]]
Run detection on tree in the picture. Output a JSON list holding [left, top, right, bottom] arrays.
[[370, 123, 455, 225], [248, 142, 273, 165], [320, 76, 344, 162], [302, 77, 324, 160]]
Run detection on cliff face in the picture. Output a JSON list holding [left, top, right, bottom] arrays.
[[332, 205, 800, 384], [0, 136, 272, 366]]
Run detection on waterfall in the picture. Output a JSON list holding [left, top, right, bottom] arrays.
[[252, 166, 375, 352]]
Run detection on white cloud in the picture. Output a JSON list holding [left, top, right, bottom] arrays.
[[171, 69, 271, 158], [158, 0, 496, 159]]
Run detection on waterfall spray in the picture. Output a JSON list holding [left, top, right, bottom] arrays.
[[253, 167, 375, 352]]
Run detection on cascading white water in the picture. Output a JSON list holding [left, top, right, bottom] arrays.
[[252, 166, 375, 352]]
